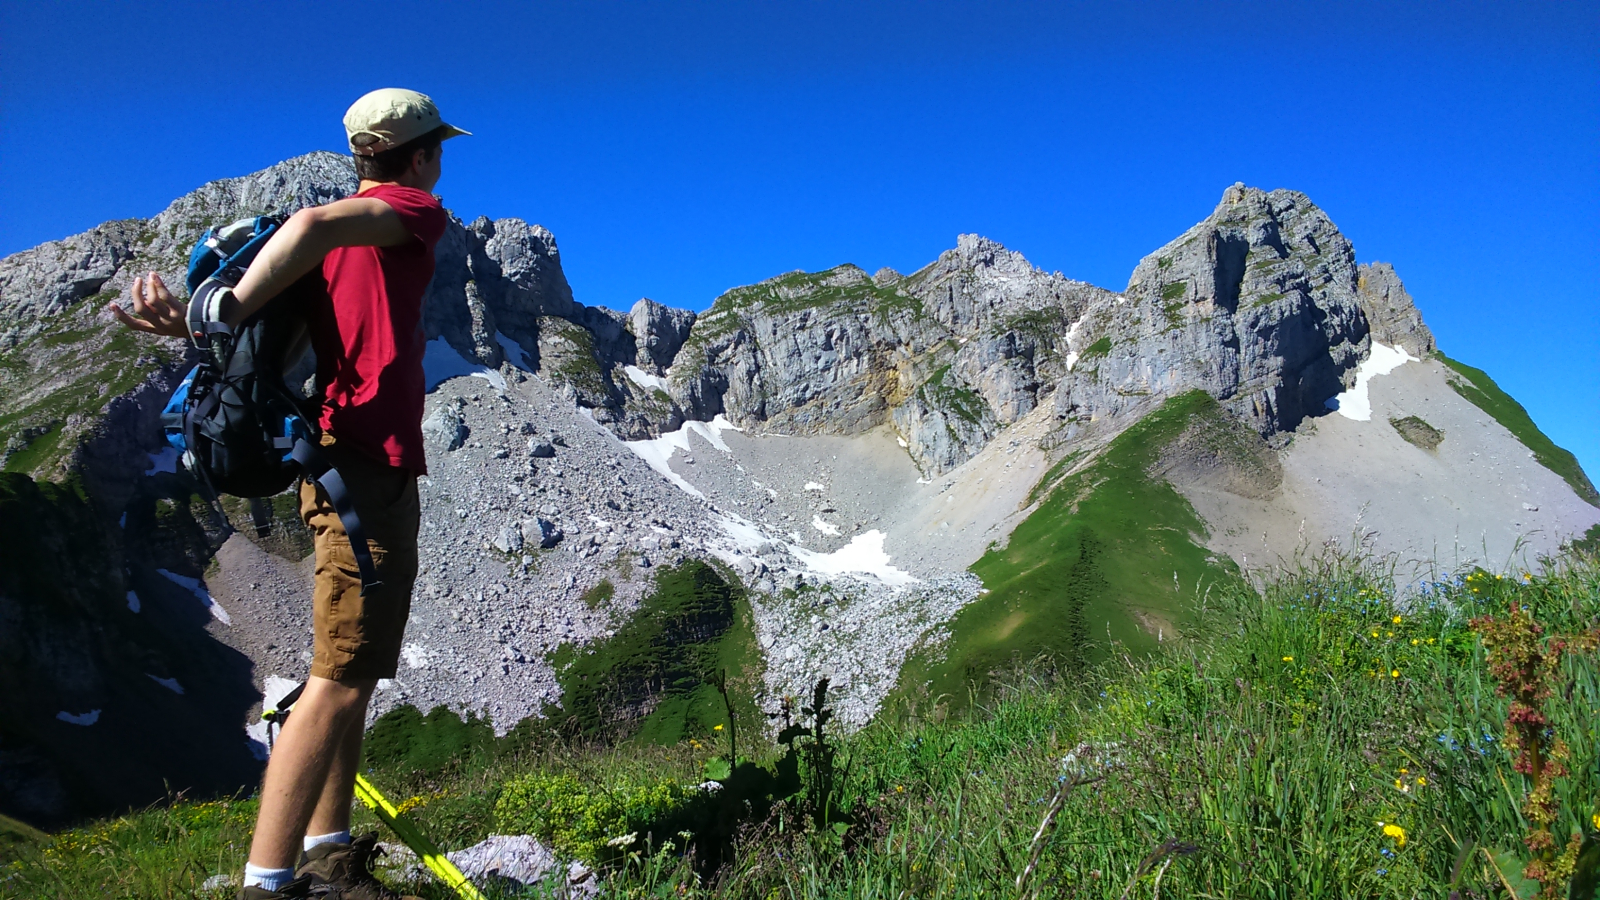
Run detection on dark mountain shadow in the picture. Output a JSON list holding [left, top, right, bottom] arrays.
[[0, 465, 263, 829]]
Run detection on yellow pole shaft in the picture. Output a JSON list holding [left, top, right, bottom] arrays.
[[352, 772, 486, 900]]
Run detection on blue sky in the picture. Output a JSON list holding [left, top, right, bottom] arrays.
[[2, 1, 1595, 477]]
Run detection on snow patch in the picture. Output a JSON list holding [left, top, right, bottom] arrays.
[[1326, 342, 1417, 422], [715, 514, 774, 554], [495, 332, 534, 371], [144, 447, 180, 476], [711, 515, 917, 588], [623, 365, 669, 393], [147, 674, 184, 694], [623, 415, 744, 499], [423, 338, 507, 391], [157, 569, 232, 625], [126, 590, 141, 613], [401, 643, 433, 669], [804, 482, 826, 492], [57, 710, 100, 726], [896, 436, 908, 448], [789, 531, 918, 587], [811, 516, 841, 536], [1064, 351, 1080, 372]]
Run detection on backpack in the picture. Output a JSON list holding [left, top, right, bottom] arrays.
[[160, 215, 382, 593]]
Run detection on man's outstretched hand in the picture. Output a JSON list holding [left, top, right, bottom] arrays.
[[108, 272, 188, 339]]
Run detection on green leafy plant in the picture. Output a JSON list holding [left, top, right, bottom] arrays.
[[1472, 600, 1599, 897], [493, 771, 696, 866]]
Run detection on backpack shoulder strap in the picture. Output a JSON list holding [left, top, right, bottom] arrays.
[[289, 439, 384, 595]]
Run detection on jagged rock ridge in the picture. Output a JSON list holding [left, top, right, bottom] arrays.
[[655, 184, 1437, 475], [1, 155, 1437, 480]]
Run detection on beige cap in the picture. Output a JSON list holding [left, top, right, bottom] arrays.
[[343, 88, 470, 156]]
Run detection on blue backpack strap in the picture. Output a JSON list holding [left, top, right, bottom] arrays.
[[289, 439, 384, 595]]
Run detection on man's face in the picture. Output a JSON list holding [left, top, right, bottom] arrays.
[[413, 144, 443, 192]]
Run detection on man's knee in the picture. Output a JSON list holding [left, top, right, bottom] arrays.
[[302, 675, 377, 719]]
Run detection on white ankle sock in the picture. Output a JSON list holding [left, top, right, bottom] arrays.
[[242, 862, 295, 891], [303, 829, 351, 851]]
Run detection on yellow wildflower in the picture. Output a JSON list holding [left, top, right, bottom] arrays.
[[896, 785, 905, 793], [1411, 638, 1419, 645], [1371, 631, 1380, 638], [1593, 812, 1600, 831], [1281, 655, 1294, 662], [1383, 823, 1407, 847], [1428, 638, 1436, 644], [1416, 777, 1426, 786], [1399, 768, 1408, 775], [1392, 615, 1402, 624], [714, 724, 724, 731], [1391, 669, 1400, 678]]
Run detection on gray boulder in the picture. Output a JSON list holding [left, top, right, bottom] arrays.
[[422, 403, 469, 451], [524, 517, 563, 549], [493, 523, 524, 554]]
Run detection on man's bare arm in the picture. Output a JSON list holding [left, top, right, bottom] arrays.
[[106, 196, 414, 338], [224, 197, 414, 325]]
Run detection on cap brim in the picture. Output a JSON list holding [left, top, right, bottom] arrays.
[[440, 124, 471, 140]]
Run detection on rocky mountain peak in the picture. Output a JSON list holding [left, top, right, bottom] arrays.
[[1356, 261, 1435, 357], [1, 162, 1440, 484]]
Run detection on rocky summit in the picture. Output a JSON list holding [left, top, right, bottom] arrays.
[[1, 153, 1595, 825]]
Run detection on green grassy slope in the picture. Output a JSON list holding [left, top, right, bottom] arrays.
[[1437, 352, 1599, 507], [550, 559, 764, 746], [894, 391, 1245, 708]]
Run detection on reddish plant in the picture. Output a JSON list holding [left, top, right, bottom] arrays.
[[1471, 602, 1598, 896]]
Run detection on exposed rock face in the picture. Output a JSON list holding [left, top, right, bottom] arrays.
[[629, 298, 696, 371], [0, 221, 143, 329], [2, 154, 1429, 479], [1064, 183, 1371, 438], [659, 239, 1116, 474], [1357, 262, 1435, 357], [653, 186, 1406, 472]]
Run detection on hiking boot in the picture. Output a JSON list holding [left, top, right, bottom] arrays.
[[296, 832, 420, 900], [237, 875, 313, 900]]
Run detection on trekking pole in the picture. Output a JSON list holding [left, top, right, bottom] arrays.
[[352, 772, 486, 900], [261, 684, 485, 900]]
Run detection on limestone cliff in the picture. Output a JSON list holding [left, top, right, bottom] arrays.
[[655, 184, 1428, 474]]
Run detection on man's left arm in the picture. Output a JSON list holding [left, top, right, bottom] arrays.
[[106, 196, 415, 338], [224, 197, 414, 326]]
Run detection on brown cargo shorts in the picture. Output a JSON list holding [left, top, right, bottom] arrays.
[[298, 435, 420, 682]]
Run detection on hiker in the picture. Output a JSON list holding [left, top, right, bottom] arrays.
[[109, 88, 466, 900]]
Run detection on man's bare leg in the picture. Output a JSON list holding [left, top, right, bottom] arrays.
[[306, 688, 371, 838], [247, 676, 377, 869]]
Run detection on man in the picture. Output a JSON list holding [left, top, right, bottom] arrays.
[[109, 88, 466, 900]]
